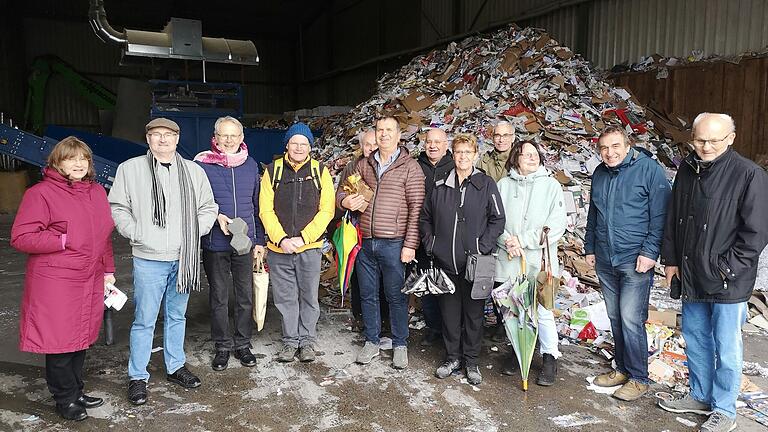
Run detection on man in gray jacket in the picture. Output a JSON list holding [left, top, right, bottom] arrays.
[[109, 118, 218, 406]]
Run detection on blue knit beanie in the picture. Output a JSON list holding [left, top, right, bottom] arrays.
[[284, 122, 314, 147]]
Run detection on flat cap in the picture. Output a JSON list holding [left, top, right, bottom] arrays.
[[145, 117, 180, 133]]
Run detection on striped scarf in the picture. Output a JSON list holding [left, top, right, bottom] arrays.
[[147, 151, 201, 293]]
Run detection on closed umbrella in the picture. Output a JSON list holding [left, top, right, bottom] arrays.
[[331, 212, 361, 306], [492, 255, 538, 391]]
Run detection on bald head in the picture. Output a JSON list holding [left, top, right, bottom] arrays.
[[424, 128, 449, 164], [359, 129, 378, 158], [691, 113, 736, 162]]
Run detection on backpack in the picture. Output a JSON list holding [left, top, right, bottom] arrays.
[[269, 156, 323, 191]]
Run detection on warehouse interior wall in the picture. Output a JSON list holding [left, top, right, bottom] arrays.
[[2, 0, 768, 154], [612, 57, 768, 162]]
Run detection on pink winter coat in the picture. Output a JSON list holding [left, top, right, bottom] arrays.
[[11, 168, 115, 354]]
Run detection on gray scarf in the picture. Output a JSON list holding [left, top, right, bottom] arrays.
[[147, 151, 201, 293]]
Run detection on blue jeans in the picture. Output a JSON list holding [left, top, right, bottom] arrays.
[[596, 261, 652, 384], [128, 258, 189, 381], [683, 301, 747, 419], [356, 238, 409, 347]]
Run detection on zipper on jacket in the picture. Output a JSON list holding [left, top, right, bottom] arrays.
[[678, 175, 699, 299], [452, 213, 459, 274], [605, 172, 618, 262], [232, 167, 237, 216]]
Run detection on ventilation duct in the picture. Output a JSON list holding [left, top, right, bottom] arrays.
[[88, 0, 259, 66]]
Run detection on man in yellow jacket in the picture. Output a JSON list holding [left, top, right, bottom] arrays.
[[259, 122, 334, 363]]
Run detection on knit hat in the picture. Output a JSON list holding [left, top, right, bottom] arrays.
[[284, 122, 314, 147]]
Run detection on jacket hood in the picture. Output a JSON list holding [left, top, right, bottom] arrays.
[[42, 167, 94, 194], [508, 164, 550, 181], [443, 167, 485, 190], [606, 147, 649, 173]]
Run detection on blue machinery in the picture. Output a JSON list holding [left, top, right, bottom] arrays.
[[0, 79, 291, 188]]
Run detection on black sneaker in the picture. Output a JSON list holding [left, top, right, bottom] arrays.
[[127, 379, 147, 406], [233, 348, 257, 367], [76, 394, 104, 408], [56, 401, 87, 421], [167, 366, 201, 389], [212, 350, 230, 371]]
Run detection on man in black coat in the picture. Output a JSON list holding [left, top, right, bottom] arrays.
[[659, 113, 768, 432], [415, 128, 454, 346]]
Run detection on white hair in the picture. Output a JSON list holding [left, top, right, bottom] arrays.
[[692, 113, 735, 134], [214, 116, 244, 135], [493, 120, 515, 135], [357, 128, 375, 143]]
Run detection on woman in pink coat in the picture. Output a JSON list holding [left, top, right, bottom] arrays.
[[11, 136, 115, 421]]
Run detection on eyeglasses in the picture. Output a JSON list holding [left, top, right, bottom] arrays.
[[148, 132, 178, 140], [63, 156, 89, 163], [690, 133, 732, 148], [518, 152, 540, 160], [288, 141, 310, 148], [216, 133, 242, 141], [493, 133, 514, 140], [454, 150, 476, 156], [425, 140, 446, 145]]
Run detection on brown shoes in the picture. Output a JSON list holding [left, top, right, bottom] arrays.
[[594, 370, 629, 387], [613, 380, 649, 401]]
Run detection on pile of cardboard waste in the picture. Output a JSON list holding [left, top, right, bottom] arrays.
[[311, 23, 690, 285]]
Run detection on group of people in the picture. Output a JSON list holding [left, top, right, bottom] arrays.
[[11, 112, 767, 432]]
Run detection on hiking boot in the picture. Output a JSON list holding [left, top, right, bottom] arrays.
[[594, 370, 629, 387], [212, 350, 230, 371], [536, 354, 557, 386], [298, 346, 316, 363], [658, 393, 712, 415], [234, 348, 257, 367], [420, 330, 442, 347], [466, 365, 483, 385], [700, 412, 737, 432], [127, 379, 147, 406], [278, 344, 298, 363], [167, 366, 201, 389], [55, 402, 87, 421], [356, 342, 380, 364], [435, 359, 462, 379], [392, 346, 408, 369], [613, 380, 649, 401]]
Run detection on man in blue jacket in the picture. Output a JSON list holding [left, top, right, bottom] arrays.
[[585, 125, 671, 401], [195, 116, 265, 371]]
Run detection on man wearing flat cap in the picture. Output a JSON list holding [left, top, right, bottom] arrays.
[[259, 122, 334, 363], [109, 118, 218, 405]]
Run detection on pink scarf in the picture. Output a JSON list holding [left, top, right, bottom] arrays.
[[194, 137, 249, 167]]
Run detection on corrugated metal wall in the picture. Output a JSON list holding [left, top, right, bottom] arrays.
[[587, 0, 768, 68], [418, 0, 768, 69]]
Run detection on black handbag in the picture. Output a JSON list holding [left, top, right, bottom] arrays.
[[455, 184, 496, 300]]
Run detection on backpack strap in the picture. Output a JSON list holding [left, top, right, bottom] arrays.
[[310, 158, 323, 190], [271, 157, 284, 190]]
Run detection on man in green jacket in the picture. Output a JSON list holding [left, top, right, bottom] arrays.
[[477, 121, 516, 182]]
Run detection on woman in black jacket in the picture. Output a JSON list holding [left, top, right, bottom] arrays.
[[419, 133, 505, 385]]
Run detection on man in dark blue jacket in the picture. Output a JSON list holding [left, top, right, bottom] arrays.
[[658, 113, 768, 432], [195, 116, 265, 371], [585, 125, 671, 401]]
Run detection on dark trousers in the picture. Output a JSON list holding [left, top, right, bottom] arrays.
[[203, 249, 254, 351], [351, 261, 390, 324], [439, 274, 485, 367], [45, 350, 86, 405]]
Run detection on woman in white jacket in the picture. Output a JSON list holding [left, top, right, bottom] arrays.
[[495, 141, 567, 386]]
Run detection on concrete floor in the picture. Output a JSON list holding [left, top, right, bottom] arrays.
[[0, 213, 766, 432]]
